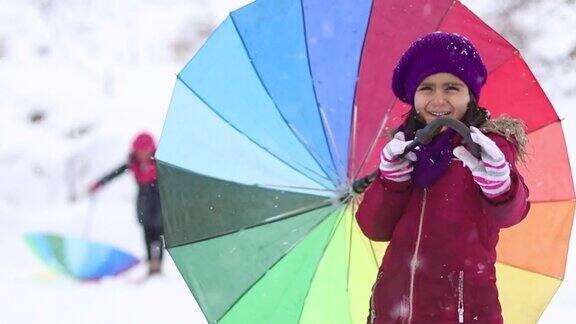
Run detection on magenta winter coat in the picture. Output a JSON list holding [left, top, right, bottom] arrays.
[[356, 133, 530, 324]]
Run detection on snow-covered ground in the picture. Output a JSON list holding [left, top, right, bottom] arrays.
[[0, 0, 574, 323], [1, 198, 205, 324]]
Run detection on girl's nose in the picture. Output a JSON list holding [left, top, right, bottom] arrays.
[[431, 93, 447, 105]]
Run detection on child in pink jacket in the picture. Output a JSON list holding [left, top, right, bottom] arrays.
[[89, 132, 164, 275]]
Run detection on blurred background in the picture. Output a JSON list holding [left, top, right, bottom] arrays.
[[0, 0, 574, 323]]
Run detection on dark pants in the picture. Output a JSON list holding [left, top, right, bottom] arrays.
[[144, 225, 163, 262], [136, 184, 164, 262]]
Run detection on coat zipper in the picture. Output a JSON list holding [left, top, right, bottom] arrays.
[[458, 270, 464, 323], [407, 188, 428, 324], [369, 272, 384, 323]]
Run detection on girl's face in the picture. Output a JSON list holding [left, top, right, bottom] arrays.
[[413, 73, 470, 124]]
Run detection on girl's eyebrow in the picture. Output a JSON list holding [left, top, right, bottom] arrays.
[[445, 82, 465, 87], [418, 81, 465, 87]]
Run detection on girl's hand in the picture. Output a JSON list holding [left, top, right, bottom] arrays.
[[452, 127, 511, 198], [379, 132, 417, 182]]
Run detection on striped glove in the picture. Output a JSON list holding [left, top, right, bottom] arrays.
[[379, 132, 417, 182], [452, 127, 511, 198]]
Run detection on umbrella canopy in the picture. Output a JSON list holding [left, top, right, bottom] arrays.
[[24, 232, 139, 281], [156, 0, 574, 323]]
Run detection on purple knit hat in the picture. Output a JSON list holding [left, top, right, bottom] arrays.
[[392, 32, 487, 105]]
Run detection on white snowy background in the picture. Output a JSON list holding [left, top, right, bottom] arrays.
[[0, 0, 574, 323]]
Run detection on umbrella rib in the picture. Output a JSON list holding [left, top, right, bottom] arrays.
[[175, 75, 334, 190], [299, 0, 345, 186], [352, 98, 397, 180], [530, 197, 576, 205], [345, 202, 354, 296], [263, 196, 347, 223], [256, 183, 338, 193], [354, 197, 378, 269], [485, 50, 519, 75], [369, 240, 380, 269], [284, 124, 342, 183], [319, 106, 347, 183], [436, 0, 457, 30], [228, 13, 341, 187], [349, 103, 359, 179], [344, 203, 355, 324], [351, 196, 381, 269], [347, 0, 377, 180], [212, 204, 342, 322], [295, 206, 348, 323]]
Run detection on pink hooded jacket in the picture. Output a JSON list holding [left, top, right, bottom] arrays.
[[128, 132, 157, 185], [356, 133, 530, 324]]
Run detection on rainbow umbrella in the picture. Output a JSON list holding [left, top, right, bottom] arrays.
[[24, 232, 139, 281], [156, 0, 574, 323]]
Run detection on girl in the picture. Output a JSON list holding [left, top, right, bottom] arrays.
[[89, 132, 164, 275], [356, 32, 530, 324]]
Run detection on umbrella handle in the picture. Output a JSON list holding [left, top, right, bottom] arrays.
[[353, 118, 481, 194], [351, 170, 379, 194], [399, 117, 481, 159]]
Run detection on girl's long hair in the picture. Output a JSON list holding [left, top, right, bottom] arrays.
[[399, 90, 489, 139]]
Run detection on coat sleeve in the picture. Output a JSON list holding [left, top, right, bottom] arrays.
[[480, 134, 530, 228], [355, 175, 412, 241], [96, 163, 129, 188]]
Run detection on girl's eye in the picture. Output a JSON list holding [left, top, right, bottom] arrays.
[[418, 86, 432, 91], [447, 86, 460, 91]]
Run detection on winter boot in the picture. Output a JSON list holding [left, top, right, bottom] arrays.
[[148, 259, 161, 275]]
